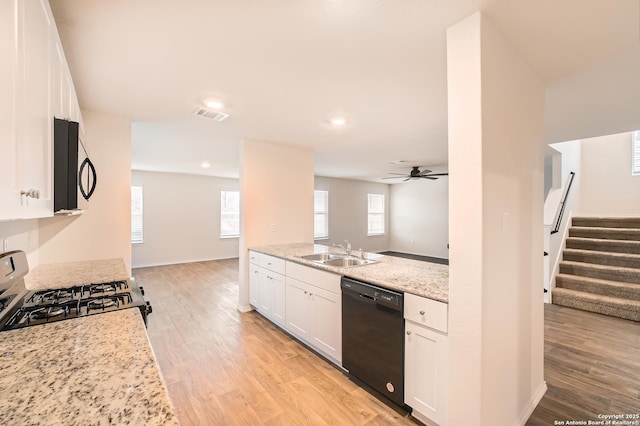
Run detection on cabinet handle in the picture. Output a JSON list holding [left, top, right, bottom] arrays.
[[20, 189, 40, 199], [420, 310, 425, 315], [407, 331, 412, 335]]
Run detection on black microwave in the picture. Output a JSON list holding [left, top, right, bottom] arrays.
[[53, 117, 79, 212]]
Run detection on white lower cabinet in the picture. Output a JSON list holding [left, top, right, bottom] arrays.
[[404, 293, 448, 426], [285, 275, 341, 365], [248, 251, 286, 328]]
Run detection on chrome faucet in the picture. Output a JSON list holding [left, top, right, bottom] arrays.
[[334, 240, 352, 256]]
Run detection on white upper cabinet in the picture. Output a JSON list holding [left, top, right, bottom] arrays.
[[0, 0, 20, 221], [0, 0, 83, 221], [15, 0, 54, 218]]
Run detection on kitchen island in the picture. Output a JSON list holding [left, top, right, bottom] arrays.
[[0, 308, 178, 425], [250, 242, 449, 303]]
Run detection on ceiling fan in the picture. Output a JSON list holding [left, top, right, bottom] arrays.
[[382, 166, 448, 181]]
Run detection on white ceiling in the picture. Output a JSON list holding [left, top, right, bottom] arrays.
[[50, 0, 640, 182]]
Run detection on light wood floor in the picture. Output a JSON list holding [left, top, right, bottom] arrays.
[[133, 259, 640, 426], [134, 259, 418, 426]]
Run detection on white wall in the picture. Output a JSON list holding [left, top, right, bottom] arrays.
[[447, 12, 545, 425], [389, 179, 449, 259], [580, 132, 640, 215], [131, 170, 239, 268], [37, 111, 133, 271], [313, 176, 390, 253], [0, 219, 39, 267], [238, 140, 314, 310]]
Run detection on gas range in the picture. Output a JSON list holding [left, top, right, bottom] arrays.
[[0, 251, 152, 332]]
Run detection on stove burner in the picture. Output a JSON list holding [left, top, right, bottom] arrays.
[[90, 284, 113, 294], [40, 290, 74, 304], [88, 298, 117, 309], [29, 307, 67, 321], [0, 296, 13, 312]]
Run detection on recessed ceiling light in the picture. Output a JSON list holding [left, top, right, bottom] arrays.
[[389, 160, 408, 165], [330, 117, 346, 126], [201, 161, 211, 169], [205, 100, 224, 109]]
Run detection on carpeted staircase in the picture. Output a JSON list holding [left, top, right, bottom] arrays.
[[552, 216, 640, 321]]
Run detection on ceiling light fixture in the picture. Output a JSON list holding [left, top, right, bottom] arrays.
[[389, 160, 408, 165], [205, 100, 224, 109], [200, 161, 211, 169], [330, 117, 347, 126]]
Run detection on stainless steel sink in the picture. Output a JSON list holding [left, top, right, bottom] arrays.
[[299, 253, 345, 262], [299, 252, 379, 267], [323, 257, 379, 267]]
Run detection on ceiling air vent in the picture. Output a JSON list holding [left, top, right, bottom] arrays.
[[193, 108, 230, 122]]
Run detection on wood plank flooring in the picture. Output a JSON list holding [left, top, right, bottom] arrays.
[[527, 304, 640, 425], [133, 259, 418, 426], [133, 259, 640, 426]]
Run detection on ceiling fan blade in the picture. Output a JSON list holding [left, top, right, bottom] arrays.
[[420, 176, 438, 180], [418, 169, 432, 175], [422, 173, 448, 177], [382, 176, 405, 179], [403, 177, 411, 182]]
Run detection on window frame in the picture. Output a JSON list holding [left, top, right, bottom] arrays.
[[314, 190, 329, 240], [367, 193, 385, 236], [220, 190, 240, 239], [131, 185, 144, 244]]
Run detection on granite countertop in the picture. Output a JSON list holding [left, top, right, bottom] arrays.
[[0, 309, 178, 426], [24, 258, 130, 291], [250, 243, 449, 304]]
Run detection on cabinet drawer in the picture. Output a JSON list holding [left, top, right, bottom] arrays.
[[249, 250, 260, 265], [404, 293, 448, 333], [259, 253, 286, 275], [285, 261, 341, 294]]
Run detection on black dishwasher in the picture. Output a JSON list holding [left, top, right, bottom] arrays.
[[341, 276, 405, 406]]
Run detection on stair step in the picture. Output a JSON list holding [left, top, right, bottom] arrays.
[[568, 226, 640, 241], [552, 287, 640, 322], [559, 261, 640, 284], [563, 249, 640, 269], [566, 237, 640, 255], [572, 216, 640, 229], [555, 274, 640, 301]]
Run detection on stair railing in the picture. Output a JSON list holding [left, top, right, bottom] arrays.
[[551, 171, 575, 234]]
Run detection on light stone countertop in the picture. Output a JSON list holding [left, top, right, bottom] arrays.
[[24, 258, 129, 291], [250, 243, 449, 304], [0, 309, 178, 426]]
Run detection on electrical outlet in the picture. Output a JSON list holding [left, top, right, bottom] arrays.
[[270, 223, 277, 232]]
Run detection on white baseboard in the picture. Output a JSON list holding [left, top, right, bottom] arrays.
[[515, 381, 548, 426], [237, 304, 253, 313]]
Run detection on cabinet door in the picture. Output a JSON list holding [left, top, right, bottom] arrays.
[[285, 277, 311, 343], [310, 286, 342, 364], [249, 264, 260, 308], [405, 321, 448, 426], [258, 269, 273, 317], [270, 272, 286, 328], [16, 0, 54, 218], [0, 0, 19, 220]]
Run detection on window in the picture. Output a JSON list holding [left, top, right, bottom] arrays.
[[367, 193, 385, 236], [131, 186, 143, 244], [220, 191, 240, 238], [633, 131, 640, 176], [314, 190, 329, 239]]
